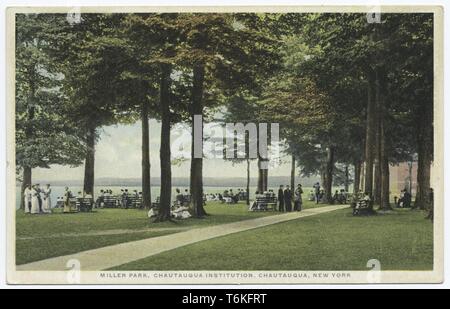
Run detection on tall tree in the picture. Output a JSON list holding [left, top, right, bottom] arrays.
[[47, 14, 131, 197], [15, 14, 85, 208], [175, 13, 278, 217]]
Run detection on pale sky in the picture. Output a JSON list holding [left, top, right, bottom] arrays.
[[33, 120, 293, 181]]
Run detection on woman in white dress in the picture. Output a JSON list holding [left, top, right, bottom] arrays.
[[42, 184, 52, 213], [30, 185, 40, 214], [23, 185, 31, 213]]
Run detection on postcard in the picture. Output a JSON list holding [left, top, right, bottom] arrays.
[[5, 5, 444, 284]]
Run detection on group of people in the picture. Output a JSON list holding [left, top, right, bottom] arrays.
[[204, 189, 248, 204], [312, 182, 325, 204], [23, 184, 52, 214], [175, 188, 192, 206], [222, 189, 247, 203], [97, 188, 142, 209], [332, 189, 349, 204], [395, 189, 412, 208], [307, 183, 349, 205], [277, 184, 304, 212]]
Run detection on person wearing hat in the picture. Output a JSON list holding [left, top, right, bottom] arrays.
[[277, 185, 284, 212], [30, 185, 40, 214], [284, 185, 293, 212], [294, 184, 303, 211], [313, 182, 321, 204], [23, 184, 32, 213], [42, 184, 52, 213]]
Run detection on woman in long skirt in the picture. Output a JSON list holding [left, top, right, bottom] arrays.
[[30, 185, 40, 214], [23, 184, 31, 213], [63, 187, 72, 213], [42, 184, 52, 213]]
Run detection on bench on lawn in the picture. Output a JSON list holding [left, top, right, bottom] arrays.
[[352, 199, 372, 216], [129, 195, 142, 208], [77, 197, 94, 212], [62, 197, 92, 213], [63, 198, 78, 213], [103, 195, 118, 208], [55, 200, 64, 209], [250, 195, 277, 211]]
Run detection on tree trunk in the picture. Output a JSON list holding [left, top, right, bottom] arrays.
[[257, 165, 263, 193], [364, 72, 376, 196], [353, 160, 361, 193], [415, 96, 433, 210], [190, 64, 207, 217], [344, 164, 349, 192], [290, 154, 295, 190], [380, 119, 392, 210], [21, 86, 36, 210], [264, 166, 269, 191], [141, 99, 151, 209], [256, 158, 265, 193], [415, 139, 432, 210], [407, 161, 413, 194], [379, 116, 391, 210], [360, 161, 365, 191], [373, 70, 382, 205], [323, 146, 335, 203], [373, 159, 381, 204], [380, 158, 390, 210], [155, 64, 172, 222], [156, 64, 172, 221], [20, 167, 32, 210], [257, 159, 268, 192], [377, 67, 391, 210], [246, 158, 250, 205], [83, 126, 96, 197]]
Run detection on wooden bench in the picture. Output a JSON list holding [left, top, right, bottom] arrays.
[[352, 199, 372, 216], [55, 200, 64, 208], [77, 197, 94, 212], [129, 195, 142, 208], [103, 195, 118, 208], [252, 195, 277, 211], [63, 198, 78, 213]]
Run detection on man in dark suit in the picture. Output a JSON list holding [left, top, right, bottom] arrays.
[[278, 185, 284, 212], [284, 185, 293, 212], [36, 183, 43, 213]]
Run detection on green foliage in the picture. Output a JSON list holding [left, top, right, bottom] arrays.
[[15, 12, 433, 182], [15, 14, 85, 174], [252, 13, 433, 178]]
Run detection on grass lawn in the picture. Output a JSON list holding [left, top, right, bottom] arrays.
[[111, 208, 433, 271], [17, 200, 324, 264], [16, 230, 176, 265]]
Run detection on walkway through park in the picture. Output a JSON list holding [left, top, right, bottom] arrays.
[[17, 204, 348, 271], [16, 227, 192, 240]]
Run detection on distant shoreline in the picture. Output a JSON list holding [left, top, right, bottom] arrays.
[[16, 176, 320, 187]]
